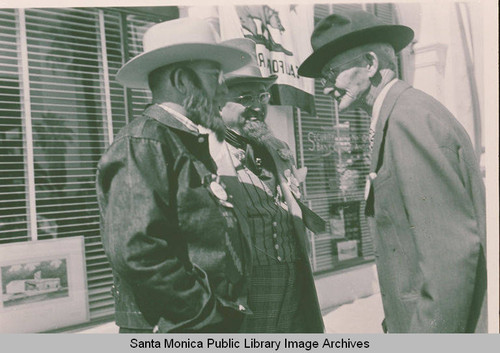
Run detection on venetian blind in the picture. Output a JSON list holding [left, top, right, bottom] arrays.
[[125, 15, 156, 118], [0, 9, 29, 245], [25, 7, 114, 321], [0, 7, 174, 329], [103, 11, 129, 137]]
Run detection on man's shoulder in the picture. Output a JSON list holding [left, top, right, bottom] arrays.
[[97, 117, 160, 165], [391, 85, 458, 128], [98, 112, 181, 166], [114, 113, 171, 142], [388, 84, 473, 147], [259, 136, 293, 161], [395, 85, 456, 118]]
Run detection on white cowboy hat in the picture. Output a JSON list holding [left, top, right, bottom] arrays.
[[116, 18, 252, 89]]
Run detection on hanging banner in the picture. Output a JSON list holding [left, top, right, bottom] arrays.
[[219, 5, 316, 114]]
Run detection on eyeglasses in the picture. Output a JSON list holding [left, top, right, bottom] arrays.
[[320, 54, 365, 88], [230, 92, 271, 107]]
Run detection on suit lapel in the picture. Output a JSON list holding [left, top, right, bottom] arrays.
[[365, 80, 411, 217], [370, 80, 411, 173]]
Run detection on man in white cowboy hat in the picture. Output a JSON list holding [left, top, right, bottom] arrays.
[[299, 10, 486, 333], [219, 38, 324, 333], [96, 18, 256, 333]]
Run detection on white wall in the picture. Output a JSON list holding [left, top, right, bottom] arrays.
[[397, 2, 483, 159]]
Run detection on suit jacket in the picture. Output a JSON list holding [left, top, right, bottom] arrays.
[[367, 80, 487, 333]]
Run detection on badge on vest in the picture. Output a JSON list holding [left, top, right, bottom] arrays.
[[277, 148, 294, 162], [209, 176, 234, 208], [210, 180, 227, 200]]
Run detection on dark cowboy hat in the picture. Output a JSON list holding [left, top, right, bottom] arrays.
[[222, 38, 277, 87], [298, 10, 414, 78]]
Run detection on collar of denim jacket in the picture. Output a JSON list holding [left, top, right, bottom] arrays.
[[143, 103, 201, 136]]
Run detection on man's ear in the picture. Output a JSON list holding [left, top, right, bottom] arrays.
[[365, 52, 379, 78], [171, 68, 190, 95]]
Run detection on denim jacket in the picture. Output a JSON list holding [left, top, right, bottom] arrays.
[[96, 105, 252, 332]]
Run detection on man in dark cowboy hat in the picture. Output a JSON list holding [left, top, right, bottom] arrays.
[[96, 18, 255, 333], [219, 38, 324, 333], [299, 10, 487, 333]]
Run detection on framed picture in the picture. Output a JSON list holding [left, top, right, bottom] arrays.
[[337, 240, 359, 262], [0, 236, 89, 332], [328, 201, 362, 240]]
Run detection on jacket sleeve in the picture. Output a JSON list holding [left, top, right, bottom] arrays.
[[96, 137, 223, 331], [387, 102, 485, 332]]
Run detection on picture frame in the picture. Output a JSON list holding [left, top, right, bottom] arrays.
[[0, 236, 89, 333], [337, 240, 359, 262]]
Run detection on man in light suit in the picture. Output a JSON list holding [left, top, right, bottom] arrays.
[[299, 10, 487, 333]]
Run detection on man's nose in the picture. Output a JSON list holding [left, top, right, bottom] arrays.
[[218, 81, 228, 96], [323, 86, 335, 95], [250, 100, 263, 110], [216, 82, 229, 106], [245, 104, 266, 120], [248, 102, 265, 117]]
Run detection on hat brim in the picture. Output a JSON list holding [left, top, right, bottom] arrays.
[[116, 43, 251, 89], [298, 25, 414, 78], [225, 74, 278, 88]]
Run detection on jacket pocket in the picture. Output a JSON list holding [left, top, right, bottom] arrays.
[[373, 171, 417, 296]]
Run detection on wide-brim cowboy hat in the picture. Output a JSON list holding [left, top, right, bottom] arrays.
[[298, 10, 414, 78], [221, 38, 278, 87], [116, 18, 252, 89]]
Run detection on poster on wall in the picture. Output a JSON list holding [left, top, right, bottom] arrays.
[[329, 202, 362, 239], [337, 240, 359, 262], [329, 202, 362, 261], [0, 236, 89, 333]]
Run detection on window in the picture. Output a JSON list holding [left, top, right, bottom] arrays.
[[0, 9, 27, 245], [0, 7, 176, 328]]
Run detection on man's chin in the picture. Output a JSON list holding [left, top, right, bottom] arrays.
[[243, 117, 265, 127], [241, 120, 272, 143], [242, 119, 265, 131], [184, 98, 226, 141], [337, 96, 358, 113]]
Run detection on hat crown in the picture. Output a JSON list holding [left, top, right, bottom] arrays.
[[143, 18, 220, 54], [116, 18, 251, 89], [298, 9, 414, 77], [311, 10, 386, 51], [222, 38, 266, 80]]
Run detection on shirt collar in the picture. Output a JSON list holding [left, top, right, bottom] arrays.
[[370, 78, 399, 133], [158, 102, 199, 134], [156, 103, 235, 175]]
